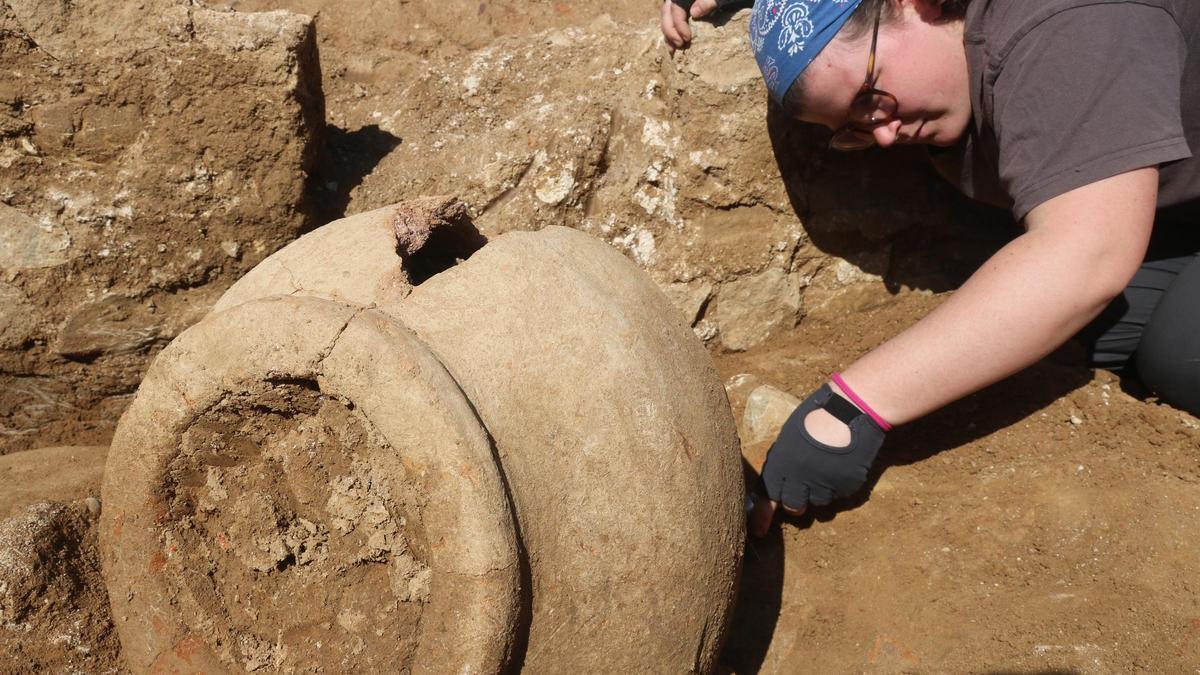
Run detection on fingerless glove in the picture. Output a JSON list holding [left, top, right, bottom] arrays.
[[758, 383, 887, 509]]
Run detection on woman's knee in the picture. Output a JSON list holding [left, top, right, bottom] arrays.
[[1135, 254, 1200, 416]]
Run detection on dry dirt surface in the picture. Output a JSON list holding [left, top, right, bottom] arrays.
[[717, 293, 1200, 673], [1, 0, 1199, 673], [156, 385, 431, 671], [0, 501, 121, 674], [0, 445, 106, 519]]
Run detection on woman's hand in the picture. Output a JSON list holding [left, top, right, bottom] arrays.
[[751, 383, 887, 537], [660, 0, 720, 50]]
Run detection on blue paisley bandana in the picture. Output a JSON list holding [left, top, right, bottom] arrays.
[[749, 0, 864, 103]]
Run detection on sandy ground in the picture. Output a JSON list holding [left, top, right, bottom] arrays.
[[0, 447, 106, 520], [715, 293, 1200, 673]]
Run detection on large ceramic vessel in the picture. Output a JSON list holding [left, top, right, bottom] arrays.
[[100, 199, 744, 673]]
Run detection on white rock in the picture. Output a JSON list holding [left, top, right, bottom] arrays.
[[613, 227, 656, 266], [0, 204, 73, 271], [723, 372, 761, 421], [659, 281, 712, 326], [742, 385, 800, 446], [693, 318, 718, 343], [713, 267, 802, 351], [534, 162, 576, 205], [833, 258, 882, 285]]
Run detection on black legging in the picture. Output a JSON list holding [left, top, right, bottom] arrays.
[[1077, 211, 1200, 416], [1136, 253, 1200, 414]]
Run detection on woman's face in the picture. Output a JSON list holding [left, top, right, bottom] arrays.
[[794, 0, 971, 148]]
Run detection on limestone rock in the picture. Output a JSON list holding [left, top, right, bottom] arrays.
[[725, 372, 762, 424], [743, 384, 800, 447], [660, 280, 713, 326], [713, 267, 803, 351], [0, 204, 73, 271]]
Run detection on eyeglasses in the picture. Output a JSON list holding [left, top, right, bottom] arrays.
[[829, 3, 899, 151]]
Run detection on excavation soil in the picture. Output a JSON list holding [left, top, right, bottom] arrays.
[[159, 384, 430, 671], [5, 293, 1199, 673], [2, 1, 1199, 673], [714, 294, 1200, 673]]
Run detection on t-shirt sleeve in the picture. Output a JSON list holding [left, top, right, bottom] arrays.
[[991, 4, 1191, 221]]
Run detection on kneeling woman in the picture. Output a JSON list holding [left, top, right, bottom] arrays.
[[665, 0, 1200, 533]]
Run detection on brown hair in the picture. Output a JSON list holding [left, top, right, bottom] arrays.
[[781, 0, 970, 117]]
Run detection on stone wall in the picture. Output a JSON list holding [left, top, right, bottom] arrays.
[[0, 0, 324, 451]]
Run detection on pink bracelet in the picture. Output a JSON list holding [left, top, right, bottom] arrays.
[[830, 372, 893, 432]]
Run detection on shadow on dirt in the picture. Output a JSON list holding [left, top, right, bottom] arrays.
[[306, 124, 403, 229], [766, 101, 1019, 294], [788, 350, 1095, 525], [885, 354, 1094, 468]]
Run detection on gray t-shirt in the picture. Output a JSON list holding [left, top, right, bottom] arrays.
[[931, 0, 1200, 222]]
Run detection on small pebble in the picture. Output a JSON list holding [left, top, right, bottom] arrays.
[[84, 497, 101, 516]]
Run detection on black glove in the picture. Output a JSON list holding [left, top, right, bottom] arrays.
[[670, 0, 756, 13], [758, 384, 887, 509]]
